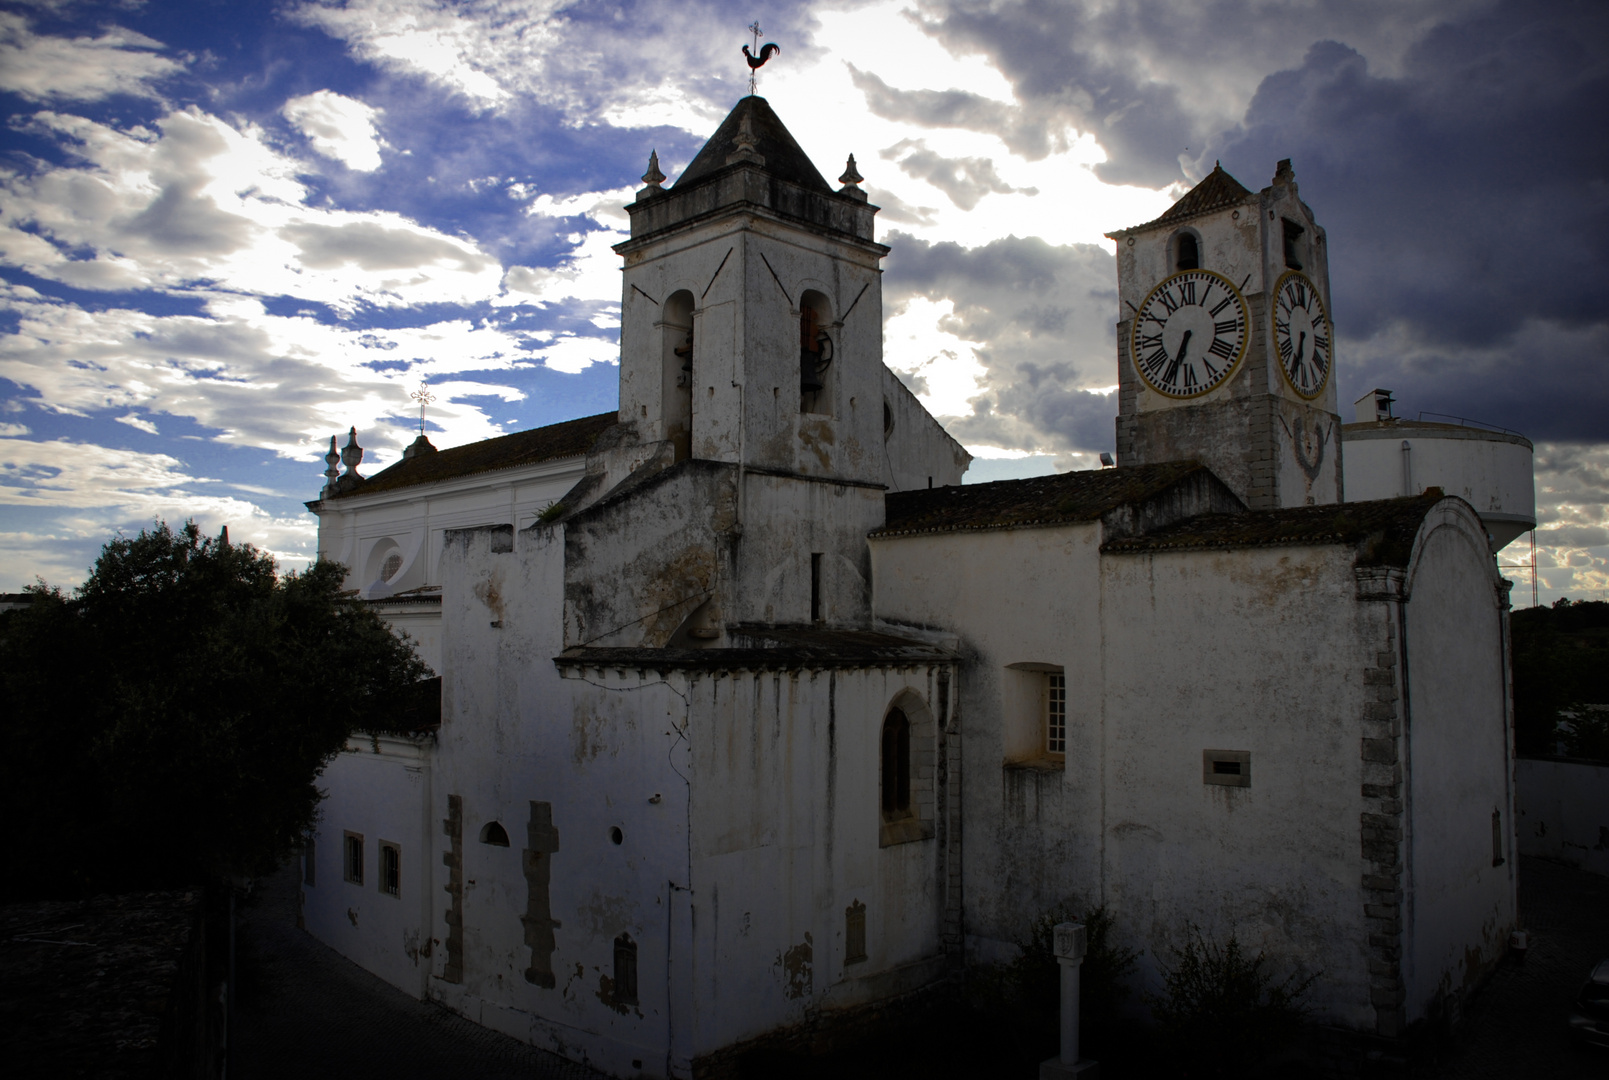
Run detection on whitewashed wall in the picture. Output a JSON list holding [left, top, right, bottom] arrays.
[[304, 734, 435, 999], [1515, 757, 1609, 877], [1399, 502, 1516, 1022]]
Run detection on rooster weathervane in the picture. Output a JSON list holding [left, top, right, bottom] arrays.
[[742, 21, 780, 95]]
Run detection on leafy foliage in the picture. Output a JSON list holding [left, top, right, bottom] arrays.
[[1511, 598, 1609, 759], [0, 521, 431, 898], [1145, 924, 1315, 1068], [964, 900, 1140, 1061]]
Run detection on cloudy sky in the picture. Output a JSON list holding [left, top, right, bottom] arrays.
[[1, 0, 1604, 602]]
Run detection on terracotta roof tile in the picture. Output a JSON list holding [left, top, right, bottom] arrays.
[[323, 412, 616, 500], [1101, 492, 1444, 565], [1107, 163, 1254, 237], [871, 462, 1209, 538]]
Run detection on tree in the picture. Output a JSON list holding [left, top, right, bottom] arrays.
[[0, 521, 431, 899], [1511, 598, 1609, 759]]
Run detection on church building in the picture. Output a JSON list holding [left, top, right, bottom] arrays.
[[302, 96, 1519, 1078]]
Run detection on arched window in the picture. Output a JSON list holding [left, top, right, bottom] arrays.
[[479, 821, 510, 846], [1175, 232, 1200, 271], [1282, 218, 1305, 270], [881, 708, 911, 818], [381, 552, 403, 582], [799, 290, 834, 415], [661, 290, 695, 462]]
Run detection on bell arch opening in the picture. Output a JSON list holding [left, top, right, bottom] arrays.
[[661, 290, 695, 461], [799, 290, 834, 416]]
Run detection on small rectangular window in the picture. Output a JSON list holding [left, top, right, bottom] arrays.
[[1045, 673, 1067, 756], [845, 900, 867, 965], [304, 836, 316, 887], [1491, 809, 1505, 867], [614, 934, 639, 1006], [810, 552, 823, 622], [379, 841, 401, 897], [343, 831, 364, 884], [1203, 749, 1251, 788]]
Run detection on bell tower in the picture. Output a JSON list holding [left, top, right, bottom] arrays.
[[612, 96, 891, 485], [1106, 160, 1343, 508]]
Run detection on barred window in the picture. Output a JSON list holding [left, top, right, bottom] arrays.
[[614, 934, 639, 1006], [379, 842, 401, 897], [343, 832, 364, 885], [1045, 672, 1067, 756]]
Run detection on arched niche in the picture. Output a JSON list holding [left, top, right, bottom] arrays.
[[659, 290, 695, 461], [798, 289, 835, 416], [879, 688, 937, 846], [1171, 228, 1202, 272]]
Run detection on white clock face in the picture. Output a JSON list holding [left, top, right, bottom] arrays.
[[1130, 269, 1249, 399], [1273, 270, 1331, 399]]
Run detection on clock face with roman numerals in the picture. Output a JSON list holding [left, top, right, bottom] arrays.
[[1129, 269, 1249, 399], [1272, 270, 1332, 399]]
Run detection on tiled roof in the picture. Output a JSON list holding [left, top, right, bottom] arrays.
[[675, 95, 832, 192], [323, 413, 616, 500], [1107, 163, 1254, 237], [871, 462, 1209, 538], [556, 625, 953, 672], [1101, 491, 1445, 566]]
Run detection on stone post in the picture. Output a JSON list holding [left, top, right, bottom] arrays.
[[1040, 922, 1099, 1078]]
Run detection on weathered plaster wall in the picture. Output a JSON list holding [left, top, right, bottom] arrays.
[[676, 664, 953, 1060], [1097, 544, 1378, 1028], [730, 475, 885, 627], [304, 734, 435, 999], [879, 364, 970, 493], [869, 524, 1104, 963], [1400, 507, 1516, 1022], [434, 523, 692, 1078], [1515, 757, 1609, 877], [873, 524, 1387, 1028]]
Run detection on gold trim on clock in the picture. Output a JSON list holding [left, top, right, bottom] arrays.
[[1271, 269, 1332, 400], [1128, 269, 1250, 399]]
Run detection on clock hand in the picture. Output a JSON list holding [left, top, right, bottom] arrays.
[[1165, 329, 1192, 386], [1292, 330, 1307, 377]]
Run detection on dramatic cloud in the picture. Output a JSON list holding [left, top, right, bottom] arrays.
[[0, 12, 180, 103], [903, 0, 1492, 187], [282, 90, 385, 171], [884, 232, 1117, 453], [880, 138, 1037, 211], [1208, 0, 1609, 441]]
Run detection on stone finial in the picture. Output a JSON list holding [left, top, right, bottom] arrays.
[[1273, 158, 1296, 186], [322, 434, 341, 494], [636, 149, 667, 201], [725, 113, 765, 166], [340, 426, 363, 478], [838, 154, 867, 201]]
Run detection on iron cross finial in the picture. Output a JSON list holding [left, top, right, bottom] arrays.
[[410, 382, 436, 436], [742, 22, 779, 95]]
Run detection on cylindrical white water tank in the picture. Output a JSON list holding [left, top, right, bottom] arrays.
[[1343, 417, 1535, 552]]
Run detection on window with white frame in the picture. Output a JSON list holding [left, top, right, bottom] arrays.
[[1045, 672, 1067, 756]]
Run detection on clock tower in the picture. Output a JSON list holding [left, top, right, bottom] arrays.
[[1106, 159, 1342, 509]]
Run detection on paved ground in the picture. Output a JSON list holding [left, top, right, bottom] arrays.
[[232, 855, 1607, 1078], [1413, 855, 1608, 1079], [232, 862, 606, 1080]]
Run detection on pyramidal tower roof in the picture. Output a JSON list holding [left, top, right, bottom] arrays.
[[620, 95, 879, 247], [675, 95, 832, 192], [1107, 163, 1254, 237]]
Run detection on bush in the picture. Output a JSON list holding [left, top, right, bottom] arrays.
[[992, 901, 1140, 1054], [1145, 923, 1316, 1069]]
